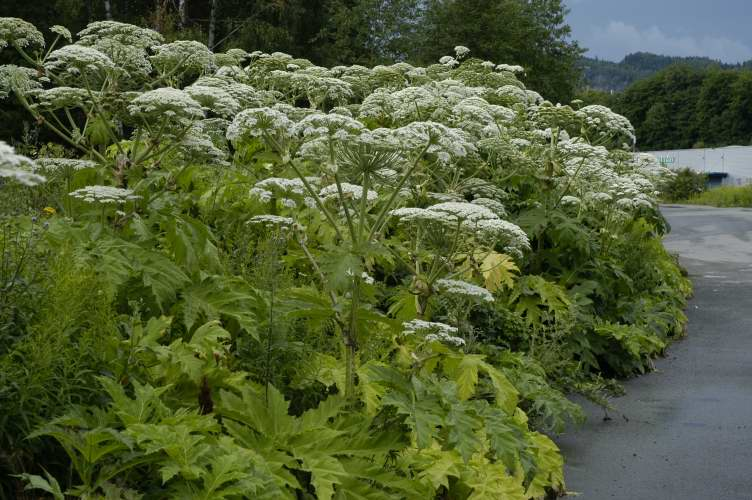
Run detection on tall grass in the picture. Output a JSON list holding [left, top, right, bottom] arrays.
[[683, 185, 752, 207]]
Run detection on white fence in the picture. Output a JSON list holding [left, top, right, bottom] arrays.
[[646, 146, 752, 186]]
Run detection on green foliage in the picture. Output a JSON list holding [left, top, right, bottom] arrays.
[[0, 16, 691, 500], [679, 184, 752, 207], [660, 167, 707, 202], [581, 62, 752, 150]]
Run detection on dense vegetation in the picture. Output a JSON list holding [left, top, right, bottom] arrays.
[[0, 0, 583, 145], [678, 184, 752, 207], [579, 65, 752, 150], [0, 17, 689, 500], [580, 52, 752, 93], [659, 168, 707, 203]]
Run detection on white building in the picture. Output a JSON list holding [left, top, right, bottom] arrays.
[[646, 146, 752, 186]]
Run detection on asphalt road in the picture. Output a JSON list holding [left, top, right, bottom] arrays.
[[557, 205, 752, 500]]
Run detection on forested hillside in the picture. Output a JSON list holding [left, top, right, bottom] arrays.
[[581, 52, 752, 92], [580, 65, 752, 150]]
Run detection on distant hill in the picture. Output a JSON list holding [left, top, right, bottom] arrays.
[[581, 52, 752, 92]]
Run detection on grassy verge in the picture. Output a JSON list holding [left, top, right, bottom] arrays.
[[679, 185, 752, 207]]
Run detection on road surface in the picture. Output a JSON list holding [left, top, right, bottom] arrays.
[[558, 205, 752, 500]]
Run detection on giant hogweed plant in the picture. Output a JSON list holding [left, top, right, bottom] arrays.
[[0, 18, 689, 499]]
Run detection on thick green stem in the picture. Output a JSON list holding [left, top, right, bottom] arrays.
[[285, 159, 344, 240], [344, 276, 361, 399], [368, 141, 431, 241]]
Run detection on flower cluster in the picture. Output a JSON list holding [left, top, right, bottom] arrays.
[[44, 45, 116, 82], [150, 40, 216, 76], [435, 278, 494, 303], [390, 201, 529, 255], [402, 319, 465, 347], [0, 140, 45, 186], [0, 17, 44, 51], [578, 105, 636, 145], [127, 88, 204, 127], [319, 183, 378, 202], [186, 85, 241, 118], [69, 185, 140, 204], [0, 64, 41, 100], [35, 158, 98, 171], [226, 107, 295, 144], [76, 21, 164, 49], [50, 25, 72, 43], [247, 214, 296, 228]]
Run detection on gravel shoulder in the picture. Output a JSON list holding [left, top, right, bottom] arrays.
[[557, 205, 752, 500]]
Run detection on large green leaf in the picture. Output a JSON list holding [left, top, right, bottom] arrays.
[[182, 276, 263, 339]]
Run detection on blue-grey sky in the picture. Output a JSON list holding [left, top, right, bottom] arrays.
[[566, 0, 752, 63]]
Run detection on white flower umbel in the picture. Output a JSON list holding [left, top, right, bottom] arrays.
[[0, 65, 41, 100], [578, 105, 636, 145], [496, 64, 524, 74], [226, 107, 295, 144], [0, 141, 44, 186], [50, 25, 72, 42], [394, 121, 476, 164], [391, 201, 529, 254], [319, 183, 378, 202], [69, 185, 140, 204], [471, 198, 507, 217], [439, 55, 459, 68], [250, 177, 319, 207], [35, 158, 97, 171], [28, 87, 91, 110], [435, 278, 494, 303], [77, 21, 164, 49], [454, 46, 470, 58], [560, 195, 581, 206], [496, 85, 528, 106], [247, 214, 295, 228], [44, 45, 116, 82], [88, 38, 152, 81], [428, 202, 498, 222], [178, 124, 229, 165], [587, 192, 613, 203], [0, 17, 45, 51], [185, 85, 241, 118], [127, 88, 204, 127], [472, 218, 531, 253], [402, 319, 465, 346], [255, 177, 308, 196], [403, 319, 458, 336], [150, 40, 216, 76], [293, 112, 364, 139]]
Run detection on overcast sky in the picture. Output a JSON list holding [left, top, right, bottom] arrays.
[[566, 0, 752, 63]]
